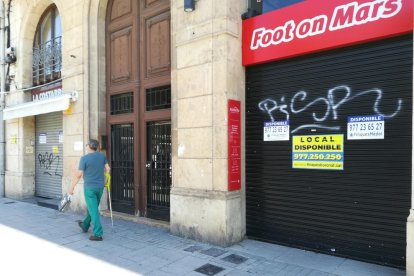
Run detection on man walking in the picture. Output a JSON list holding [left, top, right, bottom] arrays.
[[68, 139, 110, 241]]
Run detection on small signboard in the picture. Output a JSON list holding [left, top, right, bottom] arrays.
[[347, 115, 384, 140], [264, 121, 289, 141], [39, 133, 47, 144], [58, 131, 64, 143], [25, 146, 34, 154], [74, 141, 83, 152], [228, 99, 241, 191], [10, 135, 17, 144], [292, 134, 344, 170]]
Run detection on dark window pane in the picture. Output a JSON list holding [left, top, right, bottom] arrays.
[[146, 85, 171, 111], [110, 92, 133, 115], [263, 0, 304, 13]]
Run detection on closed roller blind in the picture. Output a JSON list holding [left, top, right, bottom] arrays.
[[35, 112, 63, 198], [245, 35, 412, 268]]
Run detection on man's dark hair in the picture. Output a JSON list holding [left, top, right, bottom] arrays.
[[87, 139, 99, 151]]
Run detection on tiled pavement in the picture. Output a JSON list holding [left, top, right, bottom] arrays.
[[0, 198, 405, 276]]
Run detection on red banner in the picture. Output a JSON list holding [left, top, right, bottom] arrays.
[[242, 0, 413, 66], [228, 100, 241, 191]]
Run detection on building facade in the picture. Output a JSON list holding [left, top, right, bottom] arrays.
[[1, 0, 413, 273]]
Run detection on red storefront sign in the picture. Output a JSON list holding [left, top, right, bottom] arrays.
[[242, 0, 413, 66], [228, 100, 241, 191]]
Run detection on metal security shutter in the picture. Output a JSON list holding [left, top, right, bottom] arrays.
[[35, 112, 63, 198], [246, 35, 412, 268]]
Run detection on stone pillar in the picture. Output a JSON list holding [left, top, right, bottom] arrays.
[[5, 112, 35, 199], [170, 0, 246, 245]]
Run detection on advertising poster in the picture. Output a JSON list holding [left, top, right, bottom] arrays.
[[292, 134, 343, 170]]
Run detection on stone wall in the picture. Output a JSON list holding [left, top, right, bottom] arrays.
[[4, 0, 108, 210]]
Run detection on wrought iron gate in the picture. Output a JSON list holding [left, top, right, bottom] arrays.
[[146, 121, 171, 220], [111, 124, 134, 214]]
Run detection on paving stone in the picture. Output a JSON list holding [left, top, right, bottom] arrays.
[[200, 247, 227, 257], [160, 255, 207, 275]]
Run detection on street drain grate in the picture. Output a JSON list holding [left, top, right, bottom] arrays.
[[221, 254, 248, 264], [194, 264, 224, 275], [4, 201, 16, 204], [200, 247, 227, 257]]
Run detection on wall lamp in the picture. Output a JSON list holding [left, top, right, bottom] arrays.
[[184, 0, 195, 12]]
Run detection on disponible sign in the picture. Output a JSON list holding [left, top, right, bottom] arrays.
[[292, 135, 344, 170], [347, 115, 384, 139], [242, 0, 413, 65], [228, 100, 241, 191], [264, 121, 289, 141]]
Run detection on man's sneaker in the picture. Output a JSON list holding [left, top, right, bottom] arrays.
[[89, 235, 103, 241], [77, 220, 87, 233]]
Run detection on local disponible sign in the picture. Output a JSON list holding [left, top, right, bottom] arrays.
[[242, 0, 413, 65], [292, 135, 344, 170], [228, 100, 241, 191]]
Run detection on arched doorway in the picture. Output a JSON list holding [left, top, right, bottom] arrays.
[[106, 0, 171, 220]]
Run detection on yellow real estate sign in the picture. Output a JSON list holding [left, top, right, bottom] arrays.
[[292, 134, 344, 170]]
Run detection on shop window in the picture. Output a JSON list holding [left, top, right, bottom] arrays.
[[32, 5, 62, 86]]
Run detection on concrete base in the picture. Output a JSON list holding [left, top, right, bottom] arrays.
[[170, 187, 245, 246], [5, 172, 35, 199], [408, 209, 414, 275]]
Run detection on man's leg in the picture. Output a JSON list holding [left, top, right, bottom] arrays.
[[84, 188, 104, 237], [82, 209, 91, 231]]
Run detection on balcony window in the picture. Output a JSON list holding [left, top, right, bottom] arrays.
[[32, 5, 62, 86], [248, 0, 304, 15]]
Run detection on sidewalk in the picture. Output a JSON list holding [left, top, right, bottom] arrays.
[[0, 197, 405, 276]]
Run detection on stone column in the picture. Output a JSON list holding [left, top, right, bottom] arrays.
[[5, 113, 35, 199], [170, 0, 246, 245]]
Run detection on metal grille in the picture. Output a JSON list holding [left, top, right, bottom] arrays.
[[35, 112, 63, 199], [32, 36, 62, 85], [110, 92, 133, 115], [147, 121, 172, 220], [146, 86, 171, 111], [111, 124, 135, 214], [245, 35, 412, 268]]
